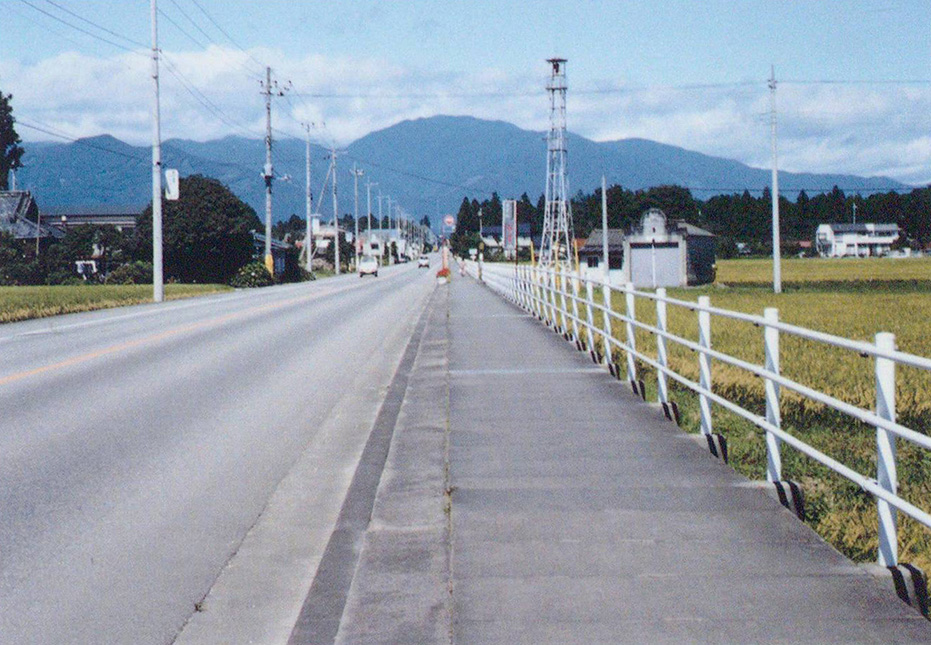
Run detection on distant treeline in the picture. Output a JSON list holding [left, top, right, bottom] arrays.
[[452, 184, 931, 257]]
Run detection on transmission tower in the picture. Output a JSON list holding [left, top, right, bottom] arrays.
[[538, 58, 575, 269]]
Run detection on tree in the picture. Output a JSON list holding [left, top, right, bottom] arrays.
[[0, 91, 24, 190], [136, 175, 261, 284]]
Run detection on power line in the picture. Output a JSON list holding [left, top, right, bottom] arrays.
[[157, 7, 208, 50], [783, 79, 931, 86], [166, 0, 215, 47], [16, 0, 144, 55], [290, 81, 763, 101], [159, 54, 260, 137], [16, 119, 147, 162], [187, 0, 267, 76], [42, 0, 148, 49]]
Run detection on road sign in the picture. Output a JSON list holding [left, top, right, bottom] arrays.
[[164, 169, 180, 201], [444, 214, 455, 228], [503, 199, 517, 254]]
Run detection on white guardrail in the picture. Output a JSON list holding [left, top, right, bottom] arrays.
[[464, 259, 931, 570]]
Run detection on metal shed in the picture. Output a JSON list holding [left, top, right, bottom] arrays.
[[623, 209, 715, 288]]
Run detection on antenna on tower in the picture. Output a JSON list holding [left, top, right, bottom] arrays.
[[539, 57, 575, 270]]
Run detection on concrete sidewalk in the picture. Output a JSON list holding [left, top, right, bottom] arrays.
[[310, 276, 931, 644]]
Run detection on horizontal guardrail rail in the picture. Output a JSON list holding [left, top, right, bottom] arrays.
[[464, 258, 931, 572]]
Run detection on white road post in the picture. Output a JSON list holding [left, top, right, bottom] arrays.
[[559, 268, 570, 335], [656, 288, 669, 405], [570, 272, 581, 343], [625, 283, 637, 385], [764, 307, 782, 482], [601, 280, 613, 367], [547, 269, 558, 327], [698, 295, 713, 435], [875, 332, 897, 567], [585, 280, 596, 356]]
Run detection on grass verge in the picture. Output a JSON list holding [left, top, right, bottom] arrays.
[[0, 284, 232, 324]]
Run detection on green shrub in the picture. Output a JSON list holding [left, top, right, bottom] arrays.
[[105, 261, 153, 285], [230, 262, 275, 288]]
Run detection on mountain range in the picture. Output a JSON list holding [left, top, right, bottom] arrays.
[[15, 115, 908, 227]]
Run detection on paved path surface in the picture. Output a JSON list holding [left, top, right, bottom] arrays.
[[323, 274, 931, 644]]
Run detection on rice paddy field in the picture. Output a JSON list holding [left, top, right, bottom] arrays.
[[587, 257, 931, 571], [0, 284, 232, 324]]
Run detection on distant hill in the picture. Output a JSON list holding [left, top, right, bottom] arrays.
[[16, 116, 908, 227]]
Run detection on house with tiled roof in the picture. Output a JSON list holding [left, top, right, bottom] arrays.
[[0, 191, 63, 241]]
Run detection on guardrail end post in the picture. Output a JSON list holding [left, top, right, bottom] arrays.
[[764, 307, 782, 483], [889, 564, 930, 617], [697, 295, 713, 436], [875, 331, 898, 568], [625, 282, 637, 391], [656, 288, 669, 406]]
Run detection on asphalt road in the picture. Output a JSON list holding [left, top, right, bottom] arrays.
[[0, 261, 436, 644]]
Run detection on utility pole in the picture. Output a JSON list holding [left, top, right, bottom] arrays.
[[366, 180, 376, 235], [304, 123, 314, 273], [150, 0, 164, 302], [377, 192, 384, 230], [329, 149, 341, 275], [770, 65, 782, 294], [853, 201, 858, 224], [260, 66, 289, 276], [351, 165, 364, 268], [601, 175, 609, 282]]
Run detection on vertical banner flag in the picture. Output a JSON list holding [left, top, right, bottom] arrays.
[[503, 199, 517, 254]]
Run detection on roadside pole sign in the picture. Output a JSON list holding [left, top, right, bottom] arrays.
[[164, 169, 180, 201], [503, 199, 517, 257]]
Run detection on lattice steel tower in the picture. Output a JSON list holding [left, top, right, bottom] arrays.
[[539, 58, 575, 269]]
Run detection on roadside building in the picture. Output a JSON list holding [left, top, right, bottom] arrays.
[[0, 191, 64, 242], [578, 228, 625, 286], [815, 223, 900, 257], [623, 208, 716, 288], [251, 232, 290, 275], [40, 205, 139, 234]]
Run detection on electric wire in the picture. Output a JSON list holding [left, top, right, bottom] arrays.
[[157, 7, 209, 51], [166, 0, 216, 48], [43, 0, 148, 49], [16, 119, 147, 163], [16, 0, 144, 56], [187, 0, 267, 76]]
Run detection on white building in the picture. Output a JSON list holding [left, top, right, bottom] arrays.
[[815, 223, 899, 258]]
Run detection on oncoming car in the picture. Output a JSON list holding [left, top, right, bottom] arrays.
[[417, 255, 430, 268], [358, 255, 379, 277]]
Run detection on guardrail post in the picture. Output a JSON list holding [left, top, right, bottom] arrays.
[[559, 269, 571, 336], [570, 272, 582, 344], [698, 295, 713, 435], [547, 269, 558, 328], [764, 307, 782, 482], [531, 267, 541, 318], [875, 332, 898, 567], [585, 280, 597, 359], [656, 288, 669, 405], [602, 280, 613, 369], [524, 266, 532, 311], [625, 283, 637, 389]]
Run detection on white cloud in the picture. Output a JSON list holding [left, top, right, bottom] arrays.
[[3, 47, 931, 184]]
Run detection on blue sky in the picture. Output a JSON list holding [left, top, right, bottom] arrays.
[[2, 1, 931, 182]]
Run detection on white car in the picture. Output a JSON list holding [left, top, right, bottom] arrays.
[[417, 255, 430, 268], [358, 255, 379, 277]]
